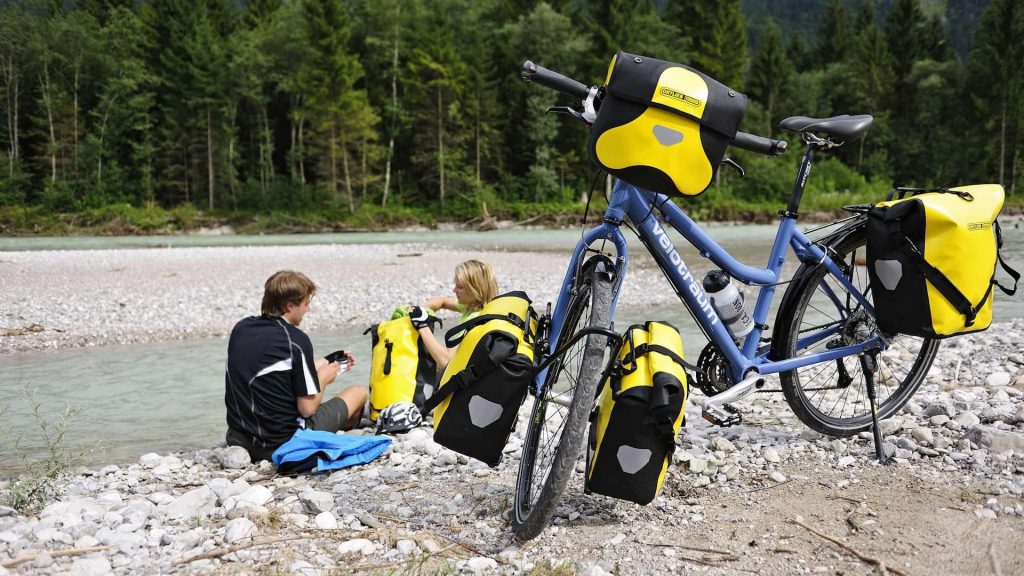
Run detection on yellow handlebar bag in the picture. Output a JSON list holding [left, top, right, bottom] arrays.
[[586, 321, 688, 505], [867, 185, 1019, 338], [421, 291, 536, 467], [589, 51, 747, 197], [365, 315, 440, 421]]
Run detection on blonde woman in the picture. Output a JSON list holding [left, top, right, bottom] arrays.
[[410, 259, 498, 370]]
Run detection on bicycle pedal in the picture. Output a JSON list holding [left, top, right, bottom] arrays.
[[702, 403, 742, 427]]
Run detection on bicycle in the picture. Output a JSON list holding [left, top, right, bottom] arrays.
[[511, 60, 940, 541]]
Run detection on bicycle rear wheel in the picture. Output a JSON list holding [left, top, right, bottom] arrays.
[[774, 222, 940, 436], [512, 262, 612, 541]]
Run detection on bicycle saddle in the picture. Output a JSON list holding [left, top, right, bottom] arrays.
[[778, 114, 874, 142]]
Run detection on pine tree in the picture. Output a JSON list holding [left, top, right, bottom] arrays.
[[816, 0, 852, 67], [667, 0, 747, 88], [747, 23, 793, 138]]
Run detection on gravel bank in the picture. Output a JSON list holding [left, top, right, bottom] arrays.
[[2, 319, 1023, 575], [0, 243, 677, 355]]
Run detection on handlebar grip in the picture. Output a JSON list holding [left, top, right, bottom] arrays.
[[521, 60, 590, 100], [731, 131, 788, 156]]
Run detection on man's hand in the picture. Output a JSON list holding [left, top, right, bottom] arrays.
[[409, 306, 431, 330]]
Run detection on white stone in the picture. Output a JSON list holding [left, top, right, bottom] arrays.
[[396, 539, 418, 555], [911, 427, 934, 444], [218, 446, 252, 470], [231, 485, 274, 508], [299, 490, 335, 515], [164, 486, 218, 520], [762, 448, 781, 463], [465, 557, 498, 574], [338, 538, 375, 555], [964, 426, 1024, 454], [769, 471, 787, 483], [974, 508, 998, 520], [139, 453, 162, 468], [688, 458, 708, 474], [314, 512, 338, 530], [710, 437, 737, 453], [224, 517, 257, 544], [837, 456, 856, 468], [986, 372, 1011, 387], [69, 557, 112, 576], [955, 412, 981, 427], [419, 538, 442, 553]]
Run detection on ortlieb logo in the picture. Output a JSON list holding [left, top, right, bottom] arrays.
[[660, 87, 701, 107], [968, 222, 989, 231]]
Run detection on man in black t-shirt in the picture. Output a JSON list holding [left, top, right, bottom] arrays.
[[225, 270, 368, 462]]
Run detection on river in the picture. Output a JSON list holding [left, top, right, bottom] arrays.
[[2, 221, 1021, 472]]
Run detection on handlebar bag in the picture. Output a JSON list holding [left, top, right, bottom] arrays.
[[364, 314, 441, 422], [589, 51, 747, 197], [586, 321, 687, 505], [866, 184, 1018, 338], [421, 291, 537, 467]]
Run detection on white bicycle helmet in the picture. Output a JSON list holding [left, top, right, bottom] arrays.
[[376, 402, 423, 434]]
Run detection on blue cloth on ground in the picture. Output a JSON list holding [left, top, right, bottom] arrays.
[[272, 429, 392, 473]]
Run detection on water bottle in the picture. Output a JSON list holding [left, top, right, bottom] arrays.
[[702, 270, 754, 341]]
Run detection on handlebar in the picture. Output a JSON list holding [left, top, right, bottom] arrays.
[[521, 60, 590, 100], [521, 59, 787, 157], [732, 131, 787, 156]]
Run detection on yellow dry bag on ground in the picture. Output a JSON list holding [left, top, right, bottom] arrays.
[[421, 291, 536, 467], [365, 314, 441, 422], [589, 51, 747, 197], [866, 185, 1019, 338], [586, 321, 688, 505]]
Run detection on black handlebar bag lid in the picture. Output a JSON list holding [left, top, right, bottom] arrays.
[[589, 51, 748, 197]]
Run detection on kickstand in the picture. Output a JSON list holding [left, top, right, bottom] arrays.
[[859, 351, 888, 464]]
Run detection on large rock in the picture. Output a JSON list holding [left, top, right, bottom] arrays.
[[164, 486, 218, 520], [224, 517, 257, 544], [69, 557, 113, 576], [985, 372, 1011, 387], [299, 490, 335, 515], [217, 446, 252, 470], [964, 426, 1024, 454]]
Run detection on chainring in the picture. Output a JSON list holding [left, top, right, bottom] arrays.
[[695, 343, 731, 396]]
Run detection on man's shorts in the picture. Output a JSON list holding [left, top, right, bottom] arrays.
[[305, 396, 352, 433]]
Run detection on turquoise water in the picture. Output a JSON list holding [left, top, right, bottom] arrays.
[[2, 223, 1021, 473]]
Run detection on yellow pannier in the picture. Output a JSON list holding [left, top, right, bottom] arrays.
[[421, 291, 537, 467], [867, 185, 1019, 338], [586, 321, 688, 505], [589, 51, 747, 197], [365, 315, 439, 421]]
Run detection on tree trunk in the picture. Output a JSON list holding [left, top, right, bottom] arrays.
[[73, 68, 79, 181], [361, 138, 367, 199], [330, 121, 339, 205], [3, 58, 15, 176], [262, 105, 274, 184], [340, 129, 354, 214], [382, 4, 400, 207], [298, 112, 306, 186], [999, 94, 1007, 186], [183, 146, 190, 204], [41, 67, 57, 184], [207, 108, 215, 211], [475, 99, 481, 184], [437, 83, 445, 210]]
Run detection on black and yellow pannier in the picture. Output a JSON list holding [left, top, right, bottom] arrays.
[[365, 314, 440, 421], [866, 184, 1019, 338], [421, 291, 537, 467], [586, 321, 688, 505], [589, 51, 748, 197]]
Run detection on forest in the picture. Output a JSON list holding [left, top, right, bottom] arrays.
[[0, 0, 1021, 232]]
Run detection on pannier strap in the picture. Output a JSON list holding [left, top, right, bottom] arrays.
[[885, 187, 974, 202], [995, 221, 1021, 297], [619, 343, 701, 375], [885, 220, 985, 326], [420, 333, 519, 416], [444, 312, 528, 348]]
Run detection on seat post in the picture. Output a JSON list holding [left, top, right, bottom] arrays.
[[783, 143, 817, 218]]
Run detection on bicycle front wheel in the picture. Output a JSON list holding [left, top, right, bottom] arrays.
[[512, 261, 612, 541], [774, 222, 940, 436]]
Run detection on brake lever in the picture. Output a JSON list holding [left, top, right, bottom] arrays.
[[721, 157, 745, 177], [546, 106, 588, 124]]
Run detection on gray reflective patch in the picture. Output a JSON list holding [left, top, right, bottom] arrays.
[[468, 396, 503, 428], [616, 445, 652, 474], [652, 125, 683, 146], [875, 259, 903, 291]]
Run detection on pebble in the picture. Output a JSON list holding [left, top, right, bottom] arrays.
[[769, 471, 787, 483]]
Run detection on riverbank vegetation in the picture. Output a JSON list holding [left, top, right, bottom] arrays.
[[1, 0, 1022, 235]]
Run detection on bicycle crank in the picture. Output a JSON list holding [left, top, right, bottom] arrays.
[[702, 373, 765, 427]]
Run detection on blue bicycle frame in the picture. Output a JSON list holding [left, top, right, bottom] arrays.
[[541, 178, 881, 388]]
